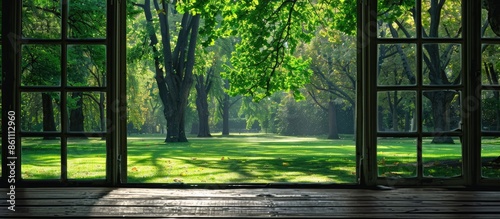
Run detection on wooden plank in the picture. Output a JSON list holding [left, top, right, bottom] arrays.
[[1, 188, 500, 218], [2, 206, 500, 217], [6, 188, 500, 201], [3, 199, 500, 208]]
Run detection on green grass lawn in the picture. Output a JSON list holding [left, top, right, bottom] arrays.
[[12, 134, 500, 183], [126, 134, 356, 183]]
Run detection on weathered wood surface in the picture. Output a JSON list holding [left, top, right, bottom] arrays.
[[1, 187, 500, 218]]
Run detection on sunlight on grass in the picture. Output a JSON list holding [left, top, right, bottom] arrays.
[[423, 137, 462, 177], [482, 137, 500, 178], [127, 134, 357, 183], [20, 134, 497, 182], [377, 138, 417, 177], [22, 138, 61, 179], [68, 137, 106, 179]]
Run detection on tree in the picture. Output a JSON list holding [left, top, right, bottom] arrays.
[[217, 79, 242, 135], [130, 0, 227, 142], [300, 29, 357, 139], [132, 0, 198, 142], [194, 64, 214, 137]]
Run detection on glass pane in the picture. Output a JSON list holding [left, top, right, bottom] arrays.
[[377, 138, 417, 178], [68, 45, 106, 87], [22, 137, 61, 179], [21, 45, 61, 86], [423, 137, 462, 178], [482, 44, 500, 85], [68, 0, 106, 38], [21, 92, 61, 132], [377, 0, 416, 38], [22, 0, 61, 39], [482, 90, 500, 131], [68, 137, 106, 179], [482, 137, 500, 178], [377, 91, 417, 132], [422, 91, 461, 133], [422, 44, 461, 85], [422, 0, 461, 38], [68, 92, 106, 132], [377, 44, 416, 85], [482, 3, 500, 38]]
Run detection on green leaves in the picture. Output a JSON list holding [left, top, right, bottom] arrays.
[[219, 0, 319, 101]]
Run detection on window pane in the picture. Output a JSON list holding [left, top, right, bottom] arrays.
[[482, 4, 500, 38], [377, 0, 416, 38], [422, 44, 461, 85], [21, 92, 61, 132], [421, 0, 461, 38], [482, 137, 500, 178], [22, 0, 61, 39], [68, 137, 106, 179], [423, 137, 462, 178], [377, 44, 416, 86], [377, 91, 417, 132], [377, 138, 417, 178], [67, 92, 106, 132], [422, 91, 461, 133], [22, 45, 61, 86], [68, 0, 106, 38], [482, 90, 500, 131], [68, 45, 106, 87], [22, 137, 61, 179], [482, 44, 500, 85]]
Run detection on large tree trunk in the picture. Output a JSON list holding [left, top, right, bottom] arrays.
[[42, 93, 56, 140], [327, 101, 339, 139], [425, 91, 456, 144], [195, 74, 212, 137], [69, 92, 86, 136], [141, 0, 200, 143], [423, 1, 456, 144]]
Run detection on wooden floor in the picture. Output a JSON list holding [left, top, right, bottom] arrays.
[[1, 187, 500, 218]]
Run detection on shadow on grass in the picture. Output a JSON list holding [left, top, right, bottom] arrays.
[[126, 136, 357, 183]]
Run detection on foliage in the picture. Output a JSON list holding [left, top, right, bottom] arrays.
[[238, 95, 280, 133], [276, 93, 328, 136], [219, 0, 321, 100]]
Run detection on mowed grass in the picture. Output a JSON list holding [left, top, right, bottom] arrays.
[[126, 134, 356, 183], [14, 134, 500, 183]]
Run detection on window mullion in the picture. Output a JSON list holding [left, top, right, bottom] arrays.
[[60, 0, 69, 183], [415, 0, 424, 182], [465, 0, 482, 186]]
